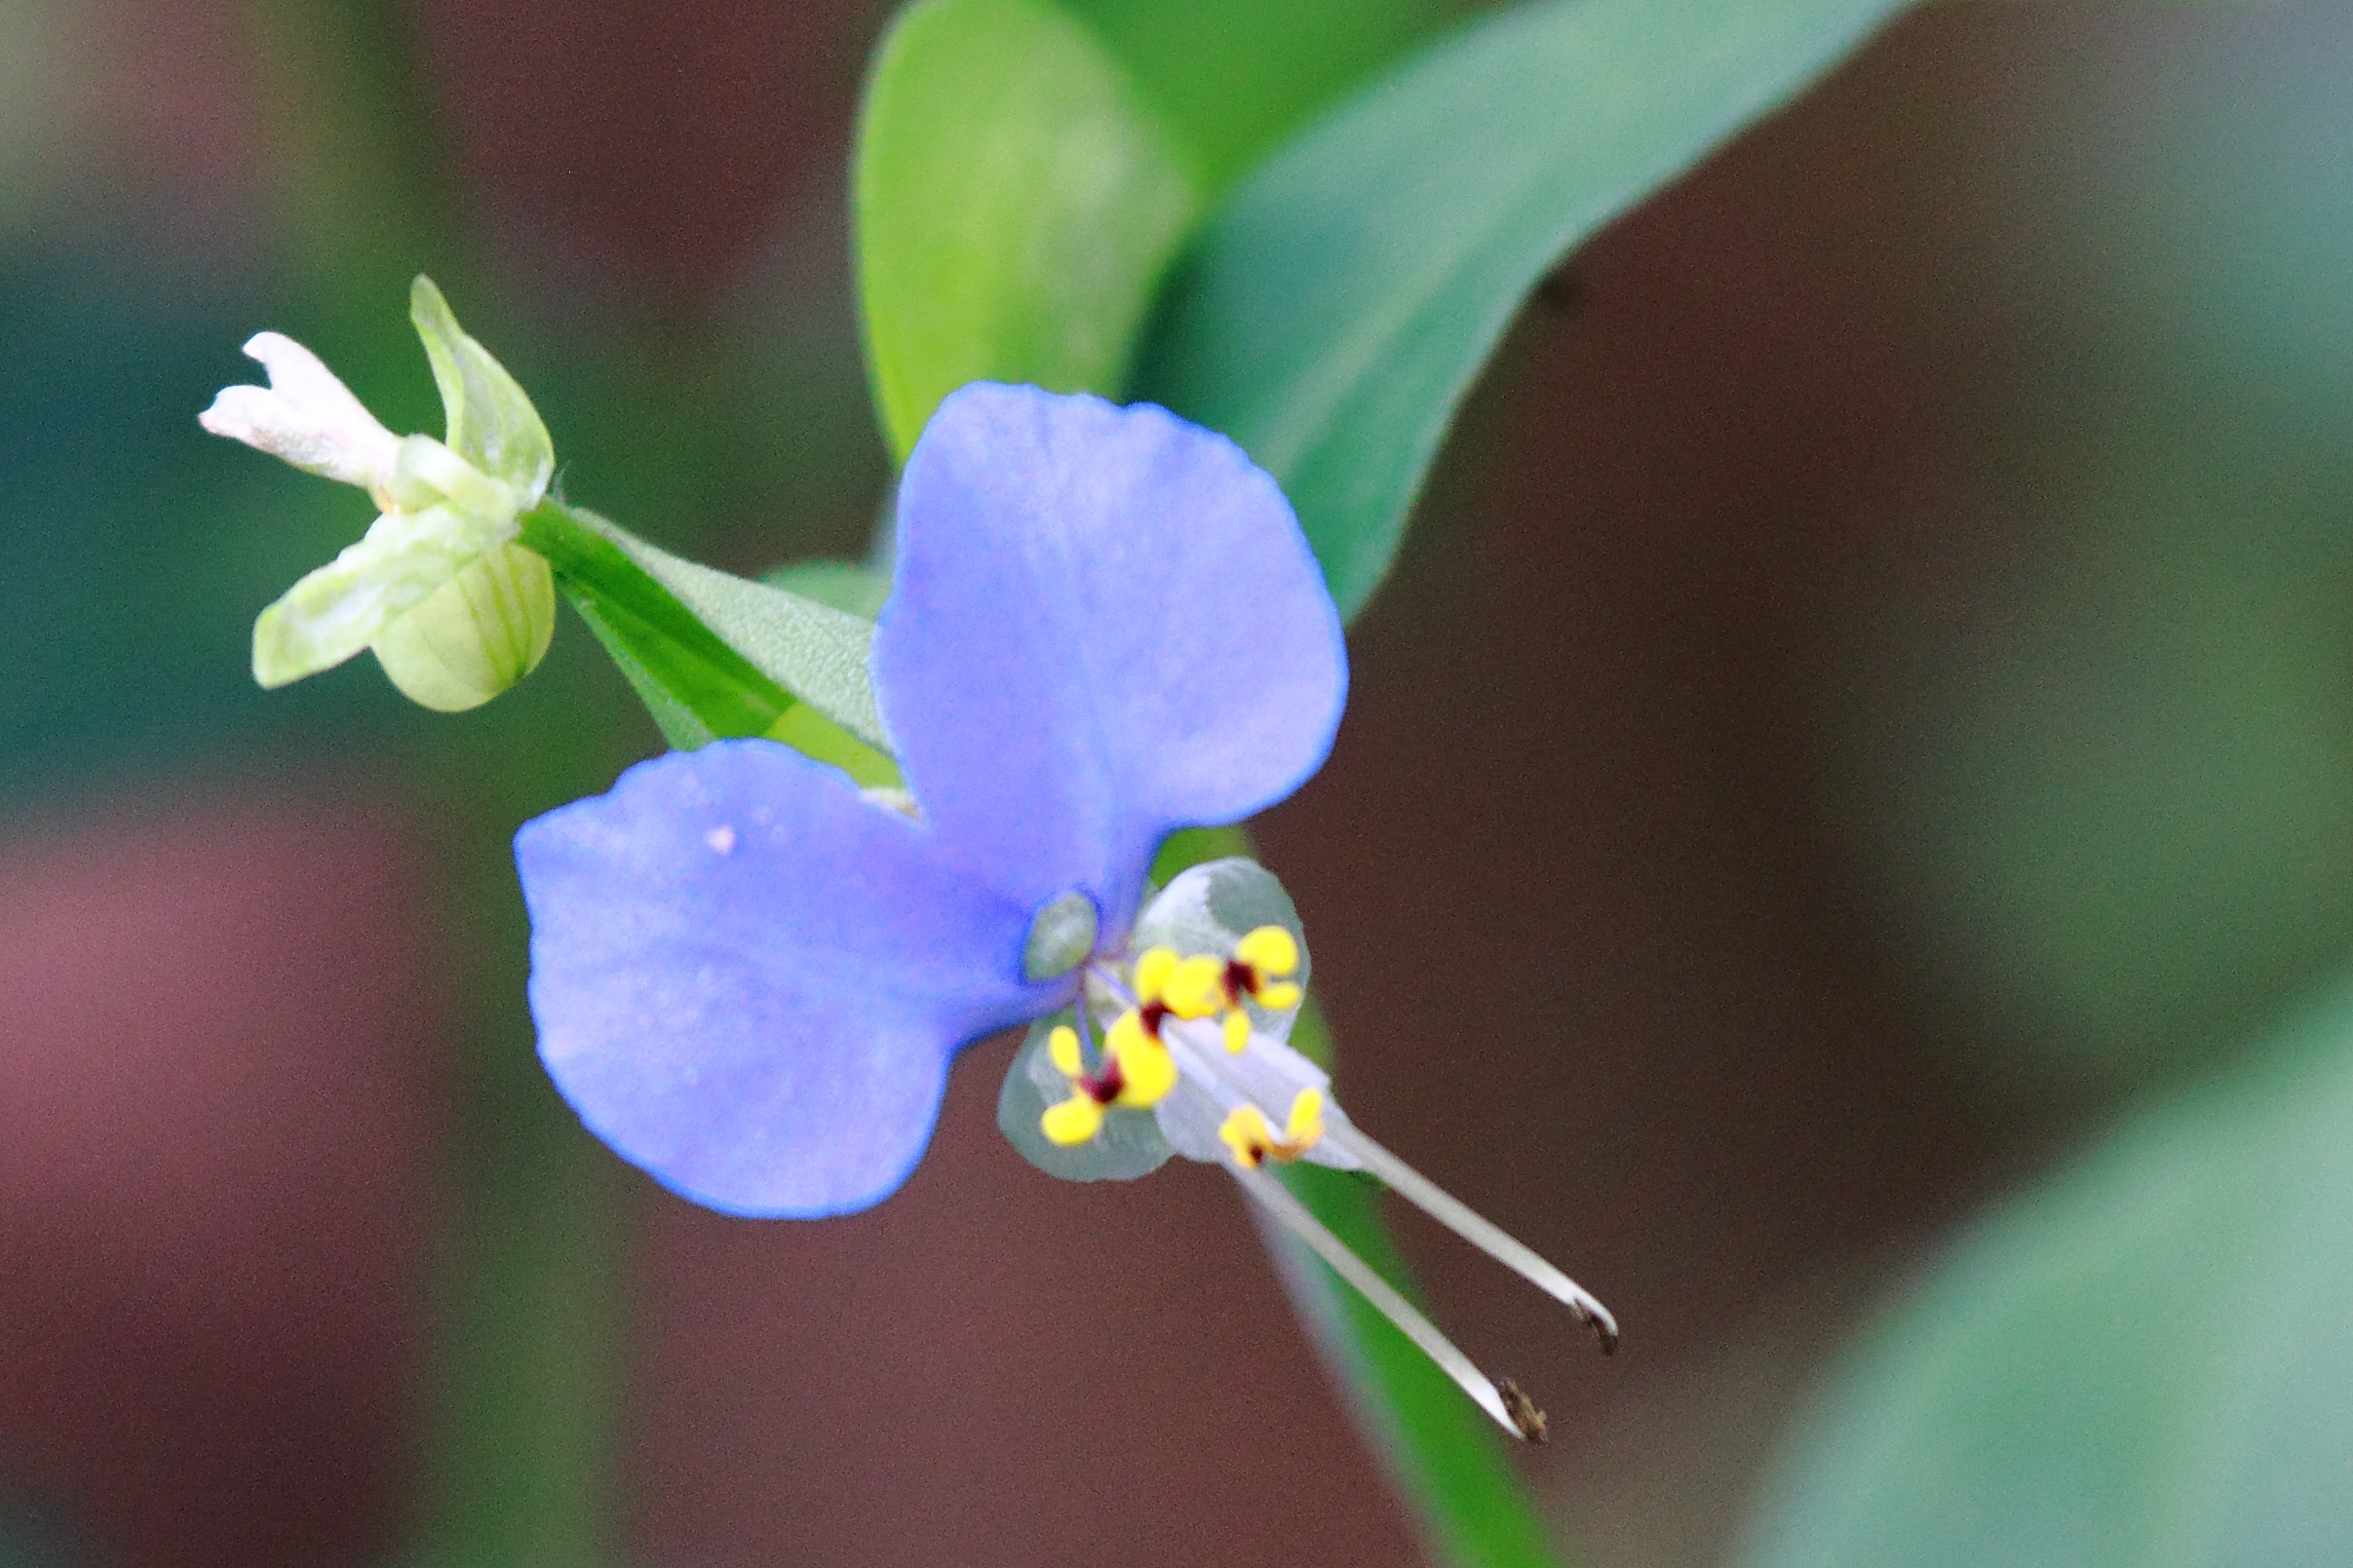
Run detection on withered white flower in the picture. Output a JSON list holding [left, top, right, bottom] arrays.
[[201, 277, 557, 711]]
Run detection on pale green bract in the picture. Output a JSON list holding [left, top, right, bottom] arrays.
[[201, 276, 558, 710]]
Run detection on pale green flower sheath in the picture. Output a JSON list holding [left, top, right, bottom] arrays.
[[200, 277, 559, 711]]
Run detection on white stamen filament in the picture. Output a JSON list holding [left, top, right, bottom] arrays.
[[1088, 962, 1619, 1379], [1226, 1159, 1525, 1441], [1156, 1016, 1255, 1113], [1155, 1006, 1618, 1346], [1320, 1124, 1618, 1352]]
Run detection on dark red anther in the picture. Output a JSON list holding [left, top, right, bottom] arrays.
[[1138, 1000, 1171, 1039], [1081, 1058, 1126, 1105], [1222, 959, 1255, 1003]]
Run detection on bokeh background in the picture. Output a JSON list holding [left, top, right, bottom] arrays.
[[6, 2, 2353, 1565]]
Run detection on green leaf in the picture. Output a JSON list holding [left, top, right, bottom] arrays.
[[1150, 826, 1568, 1568], [762, 558, 891, 620], [518, 502, 888, 753], [1063, 0, 1454, 195], [1736, 985, 2353, 1568], [567, 594, 722, 751], [854, 0, 1199, 460], [1134, 0, 1912, 621]]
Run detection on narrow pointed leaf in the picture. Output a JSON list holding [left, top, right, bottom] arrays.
[[1134, 0, 1912, 620], [854, 0, 1199, 460], [519, 503, 887, 752], [568, 594, 723, 751], [762, 559, 891, 620]]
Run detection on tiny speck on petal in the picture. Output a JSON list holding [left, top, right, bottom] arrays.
[[706, 825, 737, 855]]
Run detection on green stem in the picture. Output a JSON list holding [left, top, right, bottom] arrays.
[[1151, 828, 1571, 1568], [411, 820, 627, 1568]]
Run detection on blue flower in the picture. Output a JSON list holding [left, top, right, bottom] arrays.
[[516, 383, 1612, 1436]]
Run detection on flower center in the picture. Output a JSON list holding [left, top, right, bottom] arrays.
[[1034, 1011, 1178, 1145], [1036, 925, 1314, 1159]]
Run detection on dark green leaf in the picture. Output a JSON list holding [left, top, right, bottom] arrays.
[[1737, 986, 2353, 1568], [854, 0, 1199, 460], [1135, 0, 1911, 620], [521, 503, 796, 745], [567, 596, 720, 752], [763, 559, 892, 620], [1063, 0, 1455, 195]]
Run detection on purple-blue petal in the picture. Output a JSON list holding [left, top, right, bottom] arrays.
[[877, 384, 1348, 932], [515, 739, 1050, 1217]]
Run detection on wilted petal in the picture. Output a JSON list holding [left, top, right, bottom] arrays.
[[516, 740, 1056, 1217], [200, 331, 401, 492], [250, 504, 493, 687], [877, 384, 1347, 932]]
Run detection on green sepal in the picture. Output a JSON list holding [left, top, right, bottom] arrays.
[[410, 275, 555, 499], [253, 501, 502, 688]]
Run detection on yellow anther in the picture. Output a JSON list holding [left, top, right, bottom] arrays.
[[1218, 1105, 1275, 1167], [1041, 1094, 1105, 1146], [1134, 946, 1179, 1006], [1047, 1023, 1084, 1079], [1162, 954, 1228, 1018], [1109, 1031, 1176, 1106], [1235, 926, 1299, 979], [1104, 1008, 1149, 1056], [1221, 1009, 1251, 1053], [1216, 1089, 1327, 1167], [1255, 981, 1303, 1013], [1284, 1087, 1325, 1147]]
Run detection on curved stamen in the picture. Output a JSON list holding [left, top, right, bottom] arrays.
[[1097, 961, 1621, 1357], [1229, 1160, 1528, 1441], [1319, 1124, 1618, 1354]]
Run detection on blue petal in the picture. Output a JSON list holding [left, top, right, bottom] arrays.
[[878, 384, 1348, 931], [515, 739, 1050, 1217]]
